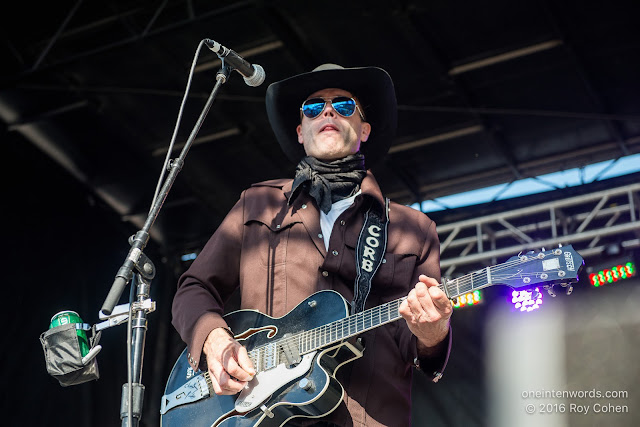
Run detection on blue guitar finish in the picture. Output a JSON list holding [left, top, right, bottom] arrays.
[[161, 290, 361, 426]]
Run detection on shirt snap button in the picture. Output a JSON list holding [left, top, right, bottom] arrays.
[[332, 250, 338, 256], [322, 271, 329, 277], [318, 233, 323, 239], [340, 220, 345, 226], [302, 204, 307, 209]]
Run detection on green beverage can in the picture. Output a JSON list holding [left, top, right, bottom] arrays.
[[50, 310, 91, 357]]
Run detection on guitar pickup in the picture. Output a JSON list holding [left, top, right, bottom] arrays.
[[281, 333, 301, 365], [160, 373, 213, 415]]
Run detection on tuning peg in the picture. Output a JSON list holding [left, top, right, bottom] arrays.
[[541, 247, 546, 252], [558, 243, 563, 248], [560, 282, 573, 296], [544, 284, 556, 297]]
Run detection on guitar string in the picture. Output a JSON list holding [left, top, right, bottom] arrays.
[[249, 257, 559, 365], [445, 251, 572, 292], [250, 269, 553, 367], [446, 256, 569, 295], [255, 299, 406, 364], [248, 251, 572, 368], [248, 298, 404, 366]]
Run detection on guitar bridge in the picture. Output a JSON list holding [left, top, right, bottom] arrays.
[[160, 372, 213, 415]]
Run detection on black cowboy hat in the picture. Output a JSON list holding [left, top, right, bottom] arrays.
[[265, 64, 397, 167]]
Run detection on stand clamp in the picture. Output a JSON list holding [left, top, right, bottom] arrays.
[[120, 383, 145, 425]]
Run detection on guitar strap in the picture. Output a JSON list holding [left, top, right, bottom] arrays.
[[352, 197, 390, 314]]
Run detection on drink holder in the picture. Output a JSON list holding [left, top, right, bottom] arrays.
[[40, 322, 102, 387]]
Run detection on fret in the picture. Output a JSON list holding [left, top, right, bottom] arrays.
[[342, 317, 347, 339], [364, 312, 372, 330]]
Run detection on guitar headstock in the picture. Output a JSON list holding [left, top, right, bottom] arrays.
[[442, 245, 586, 302], [499, 245, 584, 295]]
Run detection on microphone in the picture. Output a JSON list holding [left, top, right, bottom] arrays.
[[204, 39, 266, 87]]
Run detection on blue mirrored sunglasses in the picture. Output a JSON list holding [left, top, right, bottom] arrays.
[[301, 96, 365, 120]]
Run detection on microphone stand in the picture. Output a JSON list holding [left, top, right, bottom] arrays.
[[99, 64, 233, 427]]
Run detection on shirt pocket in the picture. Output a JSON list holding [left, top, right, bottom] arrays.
[[344, 230, 419, 300], [243, 215, 297, 268]]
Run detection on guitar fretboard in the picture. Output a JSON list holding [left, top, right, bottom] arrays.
[[248, 251, 558, 372]]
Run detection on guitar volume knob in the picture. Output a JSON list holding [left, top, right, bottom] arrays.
[[299, 378, 314, 391]]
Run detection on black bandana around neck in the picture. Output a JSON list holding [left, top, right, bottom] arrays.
[[289, 153, 367, 214]]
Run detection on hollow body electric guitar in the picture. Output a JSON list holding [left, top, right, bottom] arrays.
[[161, 245, 584, 426]]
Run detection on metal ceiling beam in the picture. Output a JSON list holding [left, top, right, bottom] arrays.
[[13, 0, 256, 80], [397, 104, 640, 123], [439, 182, 640, 273], [393, 9, 523, 183], [389, 125, 483, 153], [0, 95, 166, 244], [256, 3, 320, 72], [442, 204, 632, 251], [541, 1, 630, 156], [6, 100, 89, 129], [448, 40, 563, 76], [387, 134, 640, 203], [141, 0, 169, 37], [31, 0, 84, 71], [151, 127, 241, 156]]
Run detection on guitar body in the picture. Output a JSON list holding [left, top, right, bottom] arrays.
[[161, 290, 362, 427]]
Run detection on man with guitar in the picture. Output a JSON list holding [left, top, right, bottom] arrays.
[[170, 64, 452, 426]]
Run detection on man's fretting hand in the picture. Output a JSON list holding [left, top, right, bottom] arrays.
[[399, 275, 452, 354]]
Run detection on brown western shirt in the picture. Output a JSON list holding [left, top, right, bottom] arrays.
[[171, 172, 450, 426]]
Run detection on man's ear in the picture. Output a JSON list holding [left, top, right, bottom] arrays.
[[296, 124, 304, 144], [361, 122, 372, 142]]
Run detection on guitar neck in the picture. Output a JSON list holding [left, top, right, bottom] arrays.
[[441, 266, 497, 300], [296, 298, 404, 354], [248, 246, 581, 373], [293, 267, 498, 355]]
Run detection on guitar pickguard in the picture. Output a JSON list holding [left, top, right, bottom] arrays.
[[234, 352, 316, 413]]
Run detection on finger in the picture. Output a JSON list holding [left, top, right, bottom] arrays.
[[417, 275, 452, 313], [224, 351, 253, 382], [418, 274, 440, 287], [406, 287, 433, 321], [209, 375, 224, 395], [236, 346, 256, 378], [428, 286, 453, 312], [207, 362, 225, 395], [398, 298, 413, 320], [217, 369, 247, 395], [409, 284, 445, 323]]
